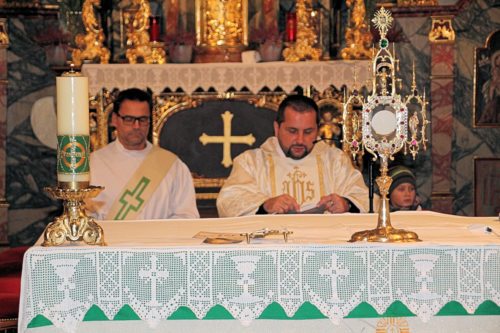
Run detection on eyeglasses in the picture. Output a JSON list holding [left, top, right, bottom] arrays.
[[116, 113, 150, 126]]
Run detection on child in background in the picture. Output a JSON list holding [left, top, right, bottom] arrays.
[[388, 166, 422, 211]]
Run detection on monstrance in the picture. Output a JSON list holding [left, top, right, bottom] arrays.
[[343, 7, 429, 242]]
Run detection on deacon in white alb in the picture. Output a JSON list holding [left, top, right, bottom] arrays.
[[87, 88, 199, 220], [217, 95, 369, 217]]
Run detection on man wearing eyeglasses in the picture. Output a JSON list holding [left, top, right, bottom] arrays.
[[87, 88, 199, 220]]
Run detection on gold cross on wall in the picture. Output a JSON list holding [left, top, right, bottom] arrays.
[[199, 111, 256, 167]]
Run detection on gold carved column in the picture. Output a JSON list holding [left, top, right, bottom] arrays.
[[195, 0, 248, 62]]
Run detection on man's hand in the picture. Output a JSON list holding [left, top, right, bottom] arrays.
[[318, 193, 349, 213], [263, 195, 300, 214]]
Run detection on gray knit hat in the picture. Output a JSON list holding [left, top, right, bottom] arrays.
[[388, 166, 416, 194]]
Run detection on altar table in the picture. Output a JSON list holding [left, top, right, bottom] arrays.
[[18, 211, 500, 332]]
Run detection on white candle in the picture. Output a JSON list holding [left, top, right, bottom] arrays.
[[56, 71, 90, 187]]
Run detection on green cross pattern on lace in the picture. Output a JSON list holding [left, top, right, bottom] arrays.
[[114, 176, 151, 220]]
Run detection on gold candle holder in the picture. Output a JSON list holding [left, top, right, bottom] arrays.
[[42, 186, 106, 246], [282, 0, 322, 62], [42, 68, 106, 246], [147, 41, 167, 64]]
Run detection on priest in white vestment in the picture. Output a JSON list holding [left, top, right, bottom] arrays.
[[87, 88, 199, 220], [217, 95, 369, 217]]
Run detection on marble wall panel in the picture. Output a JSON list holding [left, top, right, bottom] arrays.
[[452, 0, 500, 216]]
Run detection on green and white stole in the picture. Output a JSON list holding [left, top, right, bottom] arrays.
[[106, 147, 177, 220]]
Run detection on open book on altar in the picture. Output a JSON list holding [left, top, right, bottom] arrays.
[[288, 203, 327, 214]]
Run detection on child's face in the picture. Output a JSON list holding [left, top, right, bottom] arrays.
[[390, 182, 416, 209]]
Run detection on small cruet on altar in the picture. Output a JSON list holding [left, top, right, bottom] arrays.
[[342, 7, 430, 243]]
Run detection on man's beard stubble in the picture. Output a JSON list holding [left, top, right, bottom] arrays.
[[285, 144, 311, 160]]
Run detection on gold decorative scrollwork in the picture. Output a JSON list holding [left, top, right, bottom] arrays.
[[89, 88, 117, 151], [341, 0, 373, 60], [283, 0, 322, 62], [397, 0, 437, 7], [43, 186, 106, 247], [72, 0, 110, 66], [125, 0, 166, 64], [195, 0, 248, 62], [0, 18, 9, 46]]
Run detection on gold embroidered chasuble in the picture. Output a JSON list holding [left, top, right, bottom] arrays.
[[217, 137, 370, 217]]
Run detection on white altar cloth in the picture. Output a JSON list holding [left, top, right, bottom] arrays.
[[81, 61, 371, 95], [19, 211, 500, 332]]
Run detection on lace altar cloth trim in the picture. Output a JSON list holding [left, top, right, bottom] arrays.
[[81, 61, 371, 95], [20, 245, 500, 332]]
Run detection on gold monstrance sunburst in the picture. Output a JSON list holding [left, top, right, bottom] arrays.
[[343, 7, 429, 242]]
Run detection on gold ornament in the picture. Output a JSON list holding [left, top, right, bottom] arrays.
[[0, 18, 9, 46], [282, 0, 322, 62], [125, 0, 166, 64], [195, 0, 248, 62], [42, 186, 106, 246], [341, 0, 373, 60], [72, 0, 111, 66]]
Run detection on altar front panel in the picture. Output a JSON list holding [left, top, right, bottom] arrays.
[[18, 212, 500, 332]]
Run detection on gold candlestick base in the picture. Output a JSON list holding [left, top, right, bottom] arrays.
[[42, 185, 106, 247], [349, 224, 421, 243], [147, 41, 167, 64]]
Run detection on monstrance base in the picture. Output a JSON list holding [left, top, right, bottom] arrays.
[[349, 226, 421, 243]]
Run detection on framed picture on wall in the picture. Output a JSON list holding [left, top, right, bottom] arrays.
[[474, 157, 500, 216], [473, 29, 500, 127]]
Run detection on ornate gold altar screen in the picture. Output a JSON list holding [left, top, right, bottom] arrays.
[[72, 0, 374, 64]]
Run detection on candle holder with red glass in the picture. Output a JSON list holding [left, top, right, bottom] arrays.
[[147, 15, 167, 64], [285, 11, 297, 44], [282, 0, 322, 62]]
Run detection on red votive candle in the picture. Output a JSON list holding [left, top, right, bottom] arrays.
[[286, 12, 297, 42], [149, 16, 161, 42]]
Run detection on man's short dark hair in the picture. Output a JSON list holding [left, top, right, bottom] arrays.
[[276, 94, 320, 126], [113, 88, 153, 115]]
